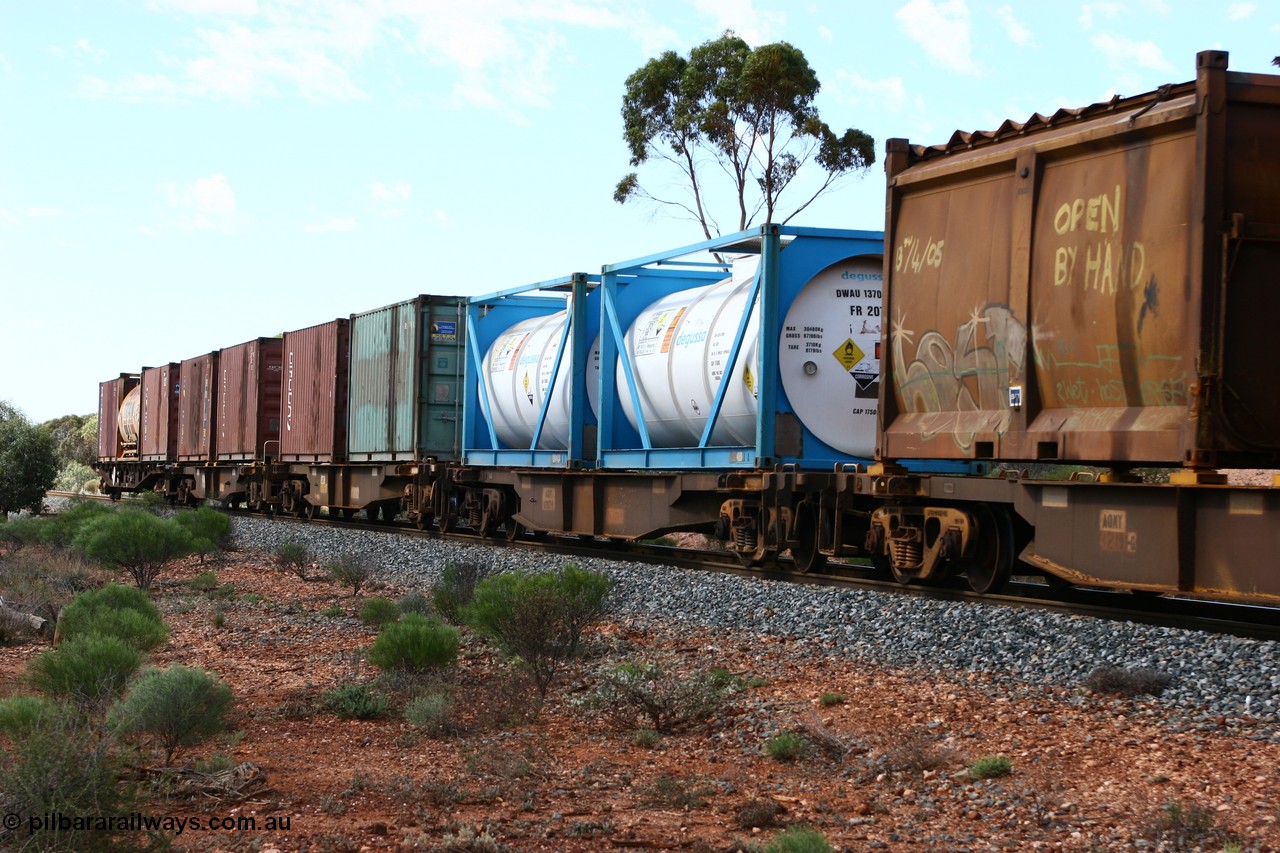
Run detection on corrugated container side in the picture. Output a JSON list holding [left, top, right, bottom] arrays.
[[880, 51, 1280, 467], [217, 338, 284, 461], [418, 298, 464, 460], [177, 352, 218, 462], [348, 300, 417, 461], [139, 364, 179, 461], [280, 319, 350, 462], [97, 374, 138, 461], [348, 296, 465, 462]]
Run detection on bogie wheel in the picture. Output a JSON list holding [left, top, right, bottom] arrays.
[[957, 504, 1016, 595], [380, 504, 397, 522], [298, 502, 316, 521], [790, 502, 827, 573], [503, 519, 525, 542], [414, 510, 432, 531]]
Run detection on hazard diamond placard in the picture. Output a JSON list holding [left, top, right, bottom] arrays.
[[833, 338, 864, 370]]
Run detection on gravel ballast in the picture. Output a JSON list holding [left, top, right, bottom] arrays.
[[226, 513, 1280, 739]]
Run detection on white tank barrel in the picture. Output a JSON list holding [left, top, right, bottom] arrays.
[[612, 258, 761, 447], [481, 309, 575, 449], [118, 385, 141, 445]]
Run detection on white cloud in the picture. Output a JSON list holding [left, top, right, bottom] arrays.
[[1091, 33, 1175, 74], [159, 173, 238, 231], [1228, 3, 1256, 20], [80, 72, 183, 103], [833, 70, 912, 112], [74, 39, 108, 62], [1078, 3, 1125, 30], [689, 0, 786, 44], [995, 5, 1032, 47], [370, 181, 412, 218], [148, 0, 261, 13], [304, 215, 358, 233], [434, 209, 449, 225], [25, 207, 61, 218], [0, 208, 17, 226], [894, 0, 979, 75], [817, 24, 833, 42]]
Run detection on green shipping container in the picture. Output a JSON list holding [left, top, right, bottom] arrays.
[[347, 295, 466, 462]]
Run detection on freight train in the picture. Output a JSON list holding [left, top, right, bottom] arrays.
[[95, 51, 1280, 605]]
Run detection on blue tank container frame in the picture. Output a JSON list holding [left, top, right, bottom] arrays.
[[462, 272, 601, 469], [597, 224, 885, 471]]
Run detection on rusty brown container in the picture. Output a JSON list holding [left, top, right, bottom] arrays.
[[280, 318, 350, 463], [139, 364, 180, 462], [177, 352, 219, 463], [880, 50, 1280, 468], [216, 338, 284, 462], [97, 374, 139, 462]]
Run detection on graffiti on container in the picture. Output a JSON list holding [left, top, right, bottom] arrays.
[[1033, 341, 1188, 407], [891, 303, 1025, 451], [1051, 184, 1150, 297], [893, 235, 944, 275]]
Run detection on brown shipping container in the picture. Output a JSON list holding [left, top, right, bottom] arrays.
[[139, 364, 180, 462], [280, 318, 350, 462], [97, 374, 139, 461], [177, 352, 218, 463], [881, 50, 1280, 467], [217, 338, 284, 462]]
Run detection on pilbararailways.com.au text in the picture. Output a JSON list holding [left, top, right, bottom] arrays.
[[7, 811, 292, 836]]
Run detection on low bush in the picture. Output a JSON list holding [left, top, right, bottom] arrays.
[[323, 683, 389, 720], [968, 754, 1012, 779], [174, 506, 232, 563], [328, 552, 372, 597], [396, 589, 432, 616], [593, 662, 729, 732], [359, 597, 401, 628], [0, 694, 57, 737], [56, 583, 167, 651], [431, 562, 487, 624], [464, 564, 611, 699], [108, 665, 235, 765], [36, 498, 114, 550], [25, 633, 144, 708], [368, 614, 458, 673], [1084, 665, 1172, 697], [276, 541, 311, 580], [764, 826, 833, 853], [639, 774, 710, 809], [819, 692, 846, 707], [764, 730, 807, 762], [186, 569, 219, 592], [73, 508, 193, 589], [403, 692, 455, 736], [735, 798, 786, 829]]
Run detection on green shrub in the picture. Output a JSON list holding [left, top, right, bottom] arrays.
[[0, 515, 43, 549], [764, 826, 833, 853], [431, 562, 486, 624], [594, 662, 729, 732], [639, 774, 710, 809], [108, 665, 234, 764], [57, 583, 167, 651], [187, 569, 219, 592], [37, 499, 114, 549], [631, 728, 660, 748], [276, 541, 311, 580], [735, 798, 785, 829], [25, 633, 144, 707], [367, 614, 458, 673], [54, 461, 97, 494], [403, 692, 454, 735], [321, 604, 345, 618], [396, 589, 431, 616], [359, 596, 401, 628], [174, 506, 232, 563], [764, 730, 807, 762], [0, 694, 57, 737], [968, 754, 1012, 779], [328, 552, 372, 596], [0, 709, 139, 852], [74, 508, 193, 589], [819, 692, 846, 707], [323, 683, 389, 720], [464, 564, 611, 698]]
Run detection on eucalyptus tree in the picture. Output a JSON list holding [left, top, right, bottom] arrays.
[[615, 31, 874, 237]]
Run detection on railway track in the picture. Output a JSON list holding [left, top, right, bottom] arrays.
[[39, 490, 1280, 640]]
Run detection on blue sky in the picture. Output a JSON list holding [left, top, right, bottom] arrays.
[[2, 0, 1276, 422]]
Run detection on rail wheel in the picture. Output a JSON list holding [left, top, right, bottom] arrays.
[[790, 502, 827, 573], [298, 502, 316, 521], [380, 504, 397, 522], [957, 504, 1015, 595], [503, 520, 525, 542]]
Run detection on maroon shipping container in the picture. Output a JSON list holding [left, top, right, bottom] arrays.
[[280, 318, 350, 462], [177, 352, 219, 463], [97, 374, 139, 462], [217, 338, 284, 462], [139, 364, 180, 462]]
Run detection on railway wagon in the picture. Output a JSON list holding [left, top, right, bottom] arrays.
[[449, 227, 911, 559], [863, 50, 1280, 602]]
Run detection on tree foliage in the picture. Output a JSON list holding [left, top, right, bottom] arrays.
[[615, 31, 874, 237], [0, 401, 60, 516], [74, 509, 193, 589], [108, 665, 234, 765]]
